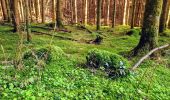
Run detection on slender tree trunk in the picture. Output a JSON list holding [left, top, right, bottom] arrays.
[[5, 0, 12, 22], [74, 0, 77, 24], [41, 0, 45, 23], [10, 0, 20, 32], [134, 0, 163, 56], [0, 0, 8, 20], [112, 0, 116, 28], [52, 0, 56, 22], [106, 0, 110, 25], [25, 0, 31, 42], [96, 0, 102, 30], [84, 0, 88, 25], [56, 0, 63, 28], [35, 0, 40, 22], [131, 0, 136, 29], [159, 0, 169, 33], [123, 0, 127, 25]]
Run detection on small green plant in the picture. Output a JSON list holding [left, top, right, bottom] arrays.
[[86, 49, 129, 77], [23, 45, 65, 67]]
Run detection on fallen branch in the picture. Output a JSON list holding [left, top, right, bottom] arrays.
[[31, 30, 78, 41], [131, 44, 170, 70]]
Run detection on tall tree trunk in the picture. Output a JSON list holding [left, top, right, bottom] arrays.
[[25, 0, 31, 42], [133, 0, 163, 56], [35, 0, 40, 22], [106, 0, 110, 25], [41, 0, 45, 23], [5, 0, 12, 22], [96, 0, 102, 30], [84, 0, 88, 25], [131, 0, 136, 29], [74, 0, 77, 24], [0, 0, 8, 20], [112, 0, 116, 28], [52, 0, 56, 22], [159, 0, 169, 33], [123, 0, 127, 25], [10, 0, 20, 32], [56, 0, 63, 28]]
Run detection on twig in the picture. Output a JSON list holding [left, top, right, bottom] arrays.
[[131, 44, 170, 70]]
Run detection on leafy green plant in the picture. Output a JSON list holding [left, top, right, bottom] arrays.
[[86, 49, 129, 77]]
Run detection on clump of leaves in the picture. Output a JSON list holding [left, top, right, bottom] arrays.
[[86, 49, 129, 77], [23, 46, 66, 67], [126, 29, 141, 37]]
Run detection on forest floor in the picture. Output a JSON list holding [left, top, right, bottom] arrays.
[[0, 24, 170, 99]]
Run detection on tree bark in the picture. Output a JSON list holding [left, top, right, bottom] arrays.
[[134, 0, 163, 56], [112, 0, 116, 28], [56, 0, 63, 28], [41, 0, 45, 23], [25, 0, 31, 42], [10, 0, 20, 32], [131, 0, 136, 29], [159, 0, 169, 33], [96, 0, 102, 30], [0, 0, 8, 20]]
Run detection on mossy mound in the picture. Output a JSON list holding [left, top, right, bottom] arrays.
[[126, 29, 141, 37], [23, 45, 65, 67], [86, 49, 129, 77]]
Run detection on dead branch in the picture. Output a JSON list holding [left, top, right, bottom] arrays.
[[131, 44, 170, 70]]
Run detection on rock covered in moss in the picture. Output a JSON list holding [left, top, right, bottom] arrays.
[[86, 49, 129, 77]]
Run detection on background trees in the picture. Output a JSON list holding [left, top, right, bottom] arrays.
[[0, 0, 151, 27]]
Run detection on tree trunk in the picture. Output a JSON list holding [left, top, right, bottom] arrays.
[[159, 0, 169, 33], [112, 0, 116, 28], [10, 0, 20, 32], [84, 0, 88, 25], [123, 0, 127, 25], [52, 0, 56, 22], [133, 0, 163, 56], [96, 0, 102, 30], [56, 0, 63, 28], [5, 0, 12, 22], [35, 0, 40, 22], [25, 0, 31, 42], [0, 0, 8, 20], [41, 0, 45, 23], [74, 0, 77, 24], [131, 0, 136, 29]]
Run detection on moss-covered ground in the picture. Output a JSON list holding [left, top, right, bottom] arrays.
[[0, 24, 170, 99]]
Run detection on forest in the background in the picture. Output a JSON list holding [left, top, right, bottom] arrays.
[[0, 0, 170, 99]]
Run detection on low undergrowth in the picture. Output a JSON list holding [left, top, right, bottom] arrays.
[[0, 24, 170, 99]]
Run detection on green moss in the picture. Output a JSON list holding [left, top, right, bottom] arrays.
[[86, 49, 129, 77]]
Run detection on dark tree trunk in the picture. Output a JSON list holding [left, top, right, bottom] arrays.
[[133, 0, 163, 56], [25, 0, 31, 42], [131, 0, 136, 29], [96, 0, 102, 30], [159, 0, 169, 33], [112, 0, 116, 28], [41, 0, 45, 23], [10, 0, 20, 32], [56, 0, 63, 28]]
